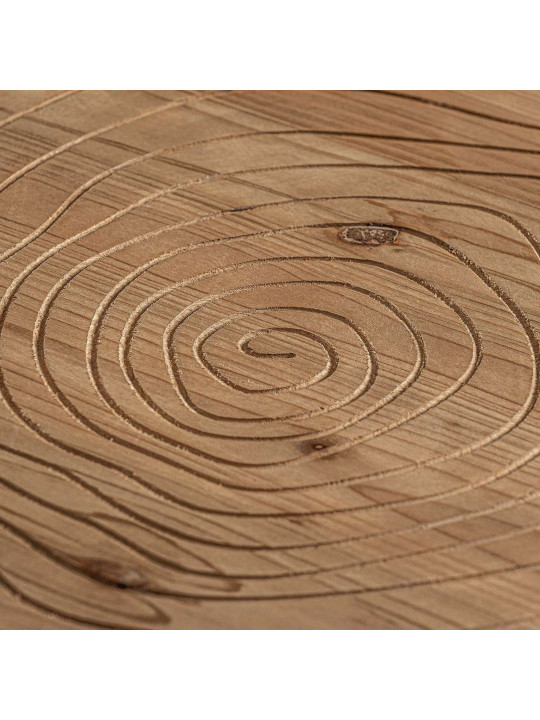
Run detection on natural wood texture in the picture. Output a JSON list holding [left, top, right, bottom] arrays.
[[1, 90, 540, 629]]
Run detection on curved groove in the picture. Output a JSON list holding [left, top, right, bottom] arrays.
[[0, 193, 532, 496], [21, 193, 540, 552], [1, 104, 540, 619], [196, 324, 341, 395], [26, 202, 538, 517], [4, 126, 540, 267], [41, 238, 478, 475], [0, 569, 131, 629], [372, 90, 540, 132], [42, 245, 426, 467], [163, 284, 411, 424], [3, 461, 540, 587], [3, 501, 540, 605], [0, 90, 78, 130], [0, 194, 534, 505], [0, 90, 229, 261]]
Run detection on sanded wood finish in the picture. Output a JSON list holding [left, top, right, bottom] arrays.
[[1, 90, 540, 629]]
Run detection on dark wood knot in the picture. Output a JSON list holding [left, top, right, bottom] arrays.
[[76, 558, 147, 589], [338, 225, 399, 245]]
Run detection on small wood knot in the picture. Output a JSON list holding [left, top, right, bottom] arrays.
[[299, 439, 333, 454], [338, 225, 399, 245], [76, 558, 146, 589]]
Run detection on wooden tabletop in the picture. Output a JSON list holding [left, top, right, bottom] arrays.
[[1, 90, 540, 629]]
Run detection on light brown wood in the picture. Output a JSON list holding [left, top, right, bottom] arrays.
[[1, 90, 540, 629]]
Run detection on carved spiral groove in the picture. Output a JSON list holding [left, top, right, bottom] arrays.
[[1, 91, 540, 628]]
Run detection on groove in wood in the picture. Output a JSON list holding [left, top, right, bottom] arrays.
[[0, 90, 540, 629]]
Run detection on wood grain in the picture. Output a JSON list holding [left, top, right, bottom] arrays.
[[1, 90, 540, 629]]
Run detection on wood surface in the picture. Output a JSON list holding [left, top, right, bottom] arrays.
[[1, 90, 540, 629]]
